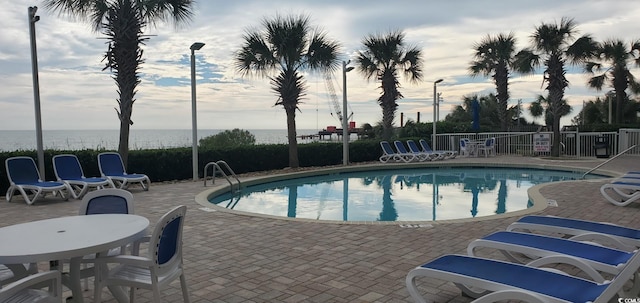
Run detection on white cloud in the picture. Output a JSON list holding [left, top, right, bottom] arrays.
[[1, 1, 639, 132]]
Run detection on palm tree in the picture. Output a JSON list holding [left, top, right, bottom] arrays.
[[43, 0, 194, 166], [235, 14, 340, 168], [515, 17, 597, 156], [469, 33, 521, 131], [586, 39, 640, 124], [530, 94, 572, 129], [356, 31, 423, 140]]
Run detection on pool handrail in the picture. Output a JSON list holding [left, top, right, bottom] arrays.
[[581, 144, 638, 179]]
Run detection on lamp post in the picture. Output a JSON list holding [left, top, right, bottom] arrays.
[[28, 6, 45, 176], [342, 60, 354, 165], [432, 79, 443, 151], [190, 42, 205, 181]]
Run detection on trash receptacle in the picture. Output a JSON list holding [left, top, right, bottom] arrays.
[[593, 136, 610, 158]]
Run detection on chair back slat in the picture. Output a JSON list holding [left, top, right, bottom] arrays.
[[86, 195, 129, 215], [6, 157, 40, 184], [53, 155, 84, 180], [157, 217, 181, 265], [380, 141, 395, 155], [80, 188, 134, 215], [150, 205, 186, 273], [99, 153, 126, 176]]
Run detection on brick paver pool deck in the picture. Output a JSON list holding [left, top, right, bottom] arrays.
[[2, 155, 639, 302]]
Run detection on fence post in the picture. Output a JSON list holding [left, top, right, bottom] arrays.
[[575, 128, 580, 157]]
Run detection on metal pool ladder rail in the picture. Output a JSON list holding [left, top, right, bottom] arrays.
[[203, 160, 241, 193], [581, 144, 638, 179]]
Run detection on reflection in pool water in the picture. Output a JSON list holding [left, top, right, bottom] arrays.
[[208, 167, 603, 222]]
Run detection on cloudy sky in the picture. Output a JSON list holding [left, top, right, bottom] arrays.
[[2, 0, 639, 132]]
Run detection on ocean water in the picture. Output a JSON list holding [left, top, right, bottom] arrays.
[[0, 129, 345, 152]]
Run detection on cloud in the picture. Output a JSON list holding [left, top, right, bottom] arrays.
[[1, 1, 639, 131]]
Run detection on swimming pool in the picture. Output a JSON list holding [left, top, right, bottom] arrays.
[[207, 166, 605, 222]]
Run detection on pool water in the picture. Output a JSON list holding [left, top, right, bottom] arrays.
[[209, 167, 604, 222]]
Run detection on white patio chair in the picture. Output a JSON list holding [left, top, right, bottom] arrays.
[[0, 264, 38, 287], [476, 137, 496, 157], [93, 205, 190, 303], [60, 189, 135, 291], [0, 270, 62, 303]]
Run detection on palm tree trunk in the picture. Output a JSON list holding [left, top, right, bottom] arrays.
[[118, 120, 130, 167], [286, 108, 299, 168]]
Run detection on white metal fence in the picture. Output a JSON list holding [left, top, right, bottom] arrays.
[[435, 128, 640, 157]]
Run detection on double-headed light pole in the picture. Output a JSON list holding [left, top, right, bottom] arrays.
[[432, 79, 443, 151], [190, 42, 205, 181], [342, 60, 354, 165]]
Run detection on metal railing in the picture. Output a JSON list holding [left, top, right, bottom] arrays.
[[434, 129, 640, 157], [581, 144, 639, 179], [203, 160, 241, 193]]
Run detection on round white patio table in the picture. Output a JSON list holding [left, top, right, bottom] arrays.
[[0, 214, 149, 303]]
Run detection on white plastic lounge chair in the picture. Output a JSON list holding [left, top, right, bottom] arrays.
[[5, 156, 71, 205], [379, 141, 415, 163], [94, 205, 190, 303], [98, 152, 150, 191], [406, 140, 437, 161], [0, 270, 62, 303], [406, 249, 640, 303], [468, 231, 635, 276], [600, 179, 640, 206], [53, 154, 115, 199], [476, 137, 496, 157], [507, 215, 640, 251], [393, 141, 419, 162], [418, 139, 455, 159]]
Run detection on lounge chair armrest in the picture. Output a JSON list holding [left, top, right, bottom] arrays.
[[0, 270, 61, 300], [525, 255, 606, 283], [472, 289, 547, 303], [569, 232, 637, 251]]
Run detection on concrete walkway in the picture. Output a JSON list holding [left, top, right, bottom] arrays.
[[2, 155, 639, 302]]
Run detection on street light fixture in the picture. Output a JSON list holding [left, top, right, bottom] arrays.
[[342, 60, 355, 165], [432, 79, 443, 151], [190, 42, 205, 181]]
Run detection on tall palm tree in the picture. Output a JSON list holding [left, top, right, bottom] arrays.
[[356, 31, 423, 140], [469, 32, 521, 131], [43, 0, 194, 166], [515, 17, 597, 157], [235, 14, 340, 168], [586, 39, 640, 124]]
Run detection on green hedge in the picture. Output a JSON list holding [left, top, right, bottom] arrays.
[[0, 140, 383, 196]]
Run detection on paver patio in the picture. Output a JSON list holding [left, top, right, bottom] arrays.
[[2, 155, 639, 302]]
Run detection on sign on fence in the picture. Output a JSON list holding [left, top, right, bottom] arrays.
[[533, 133, 551, 152]]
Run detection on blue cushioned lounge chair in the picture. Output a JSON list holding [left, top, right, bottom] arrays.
[[53, 154, 115, 199], [405, 140, 438, 161], [379, 141, 415, 163], [468, 231, 634, 273], [406, 250, 640, 303], [418, 139, 455, 159], [98, 152, 150, 191], [5, 156, 71, 205], [507, 215, 640, 251]]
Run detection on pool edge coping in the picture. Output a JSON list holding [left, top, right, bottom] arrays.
[[194, 160, 620, 225]]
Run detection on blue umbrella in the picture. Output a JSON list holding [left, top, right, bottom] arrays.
[[472, 98, 480, 131]]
